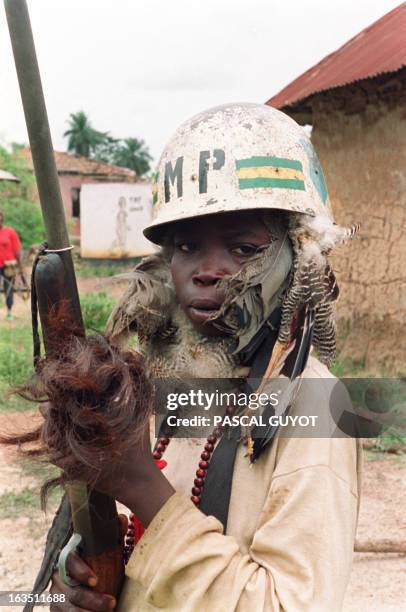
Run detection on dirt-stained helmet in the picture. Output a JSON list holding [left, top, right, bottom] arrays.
[[144, 102, 333, 244]]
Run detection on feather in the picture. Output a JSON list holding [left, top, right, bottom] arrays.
[[105, 251, 175, 345], [277, 213, 358, 364], [305, 217, 360, 253], [250, 308, 314, 461]]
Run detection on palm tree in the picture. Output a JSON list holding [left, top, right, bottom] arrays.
[[91, 134, 119, 164], [112, 138, 153, 176], [64, 111, 108, 158]]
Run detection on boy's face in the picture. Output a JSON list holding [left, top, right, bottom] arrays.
[[170, 210, 272, 336]]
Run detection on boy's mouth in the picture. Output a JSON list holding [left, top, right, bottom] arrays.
[[188, 299, 221, 323]]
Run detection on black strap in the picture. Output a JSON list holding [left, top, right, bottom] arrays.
[[196, 320, 281, 530], [30, 242, 48, 368], [199, 424, 241, 530], [198, 308, 314, 528]]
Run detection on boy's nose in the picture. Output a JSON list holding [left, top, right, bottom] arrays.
[[192, 254, 229, 286], [193, 271, 221, 286]]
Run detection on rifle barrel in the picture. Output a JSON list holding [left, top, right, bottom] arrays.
[[4, 0, 83, 329], [3, 1, 123, 593]]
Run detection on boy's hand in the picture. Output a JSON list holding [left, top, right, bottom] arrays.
[[50, 550, 117, 611], [39, 400, 154, 502]]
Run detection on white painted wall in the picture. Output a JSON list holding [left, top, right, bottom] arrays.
[[80, 182, 156, 258]]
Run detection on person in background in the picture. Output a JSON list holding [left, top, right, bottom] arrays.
[[0, 209, 23, 320]]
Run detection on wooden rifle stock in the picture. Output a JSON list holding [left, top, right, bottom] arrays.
[[4, 0, 125, 597], [34, 252, 125, 595]]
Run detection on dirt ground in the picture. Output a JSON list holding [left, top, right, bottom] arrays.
[[0, 276, 405, 611], [0, 427, 404, 612], [343, 453, 406, 611]]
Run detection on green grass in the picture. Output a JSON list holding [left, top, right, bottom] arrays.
[[80, 290, 117, 333], [371, 430, 406, 452], [76, 263, 133, 278], [18, 455, 61, 482], [332, 365, 406, 454], [330, 357, 367, 378], [0, 456, 63, 520], [0, 485, 63, 519], [0, 324, 35, 412], [0, 291, 118, 411], [0, 488, 38, 518], [0, 325, 34, 384]]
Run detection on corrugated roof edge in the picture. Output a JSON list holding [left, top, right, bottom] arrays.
[[278, 65, 406, 120], [266, 3, 406, 110]]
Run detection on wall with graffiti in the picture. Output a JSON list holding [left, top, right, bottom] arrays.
[[80, 182, 155, 258]]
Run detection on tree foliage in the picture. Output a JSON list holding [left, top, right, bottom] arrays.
[[0, 145, 45, 248], [64, 111, 108, 159], [64, 111, 153, 176], [111, 138, 152, 176]]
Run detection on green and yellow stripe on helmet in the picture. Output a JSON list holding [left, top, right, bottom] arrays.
[[236, 156, 305, 191]]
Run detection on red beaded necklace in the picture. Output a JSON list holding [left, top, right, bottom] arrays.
[[124, 405, 236, 563]]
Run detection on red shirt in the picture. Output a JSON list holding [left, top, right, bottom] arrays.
[[0, 226, 21, 267]]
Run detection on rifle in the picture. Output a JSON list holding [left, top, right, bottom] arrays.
[[4, 0, 125, 601], [1, 268, 30, 302]]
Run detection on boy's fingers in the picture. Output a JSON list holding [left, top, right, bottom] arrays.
[[68, 585, 116, 612], [50, 598, 90, 612], [49, 573, 73, 612], [66, 550, 98, 586], [52, 572, 116, 612]]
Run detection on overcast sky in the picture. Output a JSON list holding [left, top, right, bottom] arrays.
[[0, 0, 402, 164]]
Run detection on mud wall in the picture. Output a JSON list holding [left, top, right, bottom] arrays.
[[310, 78, 406, 373]]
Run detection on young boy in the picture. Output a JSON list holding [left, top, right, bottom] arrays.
[[49, 103, 361, 611], [0, 209, 23, 320]]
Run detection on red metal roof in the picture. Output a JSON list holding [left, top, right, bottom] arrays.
[[267, 3, 406, 109], [19, 148, 137, 181]]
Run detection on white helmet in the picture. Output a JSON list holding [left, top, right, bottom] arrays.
[[144, 102, 333, 244]]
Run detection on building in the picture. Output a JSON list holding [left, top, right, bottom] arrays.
[[20, 148, 137, 237], [80, 181, 155, 259], [267, 3, 406, 373]]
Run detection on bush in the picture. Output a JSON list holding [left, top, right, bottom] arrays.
[[80, 291, 116, 333], [0, 145, 45, 248], [2, 197, 45, 248]]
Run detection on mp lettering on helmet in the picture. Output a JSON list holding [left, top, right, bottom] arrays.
[[164, 150, 225, 202], [199, 149, 225, 194], [165, 157, 184, 203], [144, 103, 334, 244]]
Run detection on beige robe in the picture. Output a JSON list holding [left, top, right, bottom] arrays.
[[118, 356, 362, 611]]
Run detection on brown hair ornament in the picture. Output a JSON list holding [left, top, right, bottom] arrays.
[[0, 331, 153, 507]]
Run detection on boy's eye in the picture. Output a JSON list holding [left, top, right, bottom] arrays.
[[176, 242, 195, 253], [231, 244, 267, 256]]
